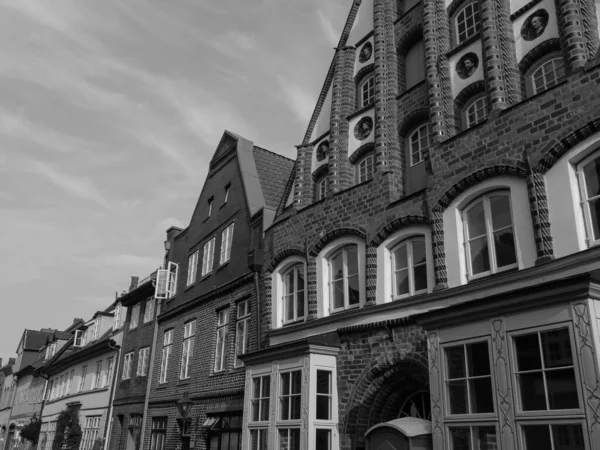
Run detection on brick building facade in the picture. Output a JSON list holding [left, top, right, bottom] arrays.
[[239, 1, 600, 450]]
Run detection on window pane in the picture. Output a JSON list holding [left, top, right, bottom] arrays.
[[518, 372, 547, 410], [449, 427, 471, 450], [348, 274, 360, 305], [281, 397, 290, 420], [494, 228, 516, 268], [297, 289, 305, 318], [541, 328, 572, 368], [552, 424, 584, 450], [291, 396, 301, 420], [546, 369, 579, 409], [316, 371, 330, 394], [346, 245, 358, 276], [413, 264, 427, 292], [395, 269, 409, 296], [584, 158, 600, 198], [412, 239, 426, 264], [467, 342, 491, 376], [394, 244, 408, 270], [333, 280, 344, 309], [285, 272, 294, 294], [316, 396, 330, 420], [489, 195, 512, 230], [285, 294, 294, 322], [316, 430, 331, 450], [448, 380, 468, 414], [281, 373, 290, 394], [588, 198, 600, 240], [523, 425, 551, 450], [446, 346, 466, 379], [262, 377, 270, 397], [251, 400, 260, 422], [297, 270, 305, 293], [291, 371, 301, 394], [476, 427, 497, 450], [260, 399, 269, 421], [220, 432, 229, 450], [229, 432, 239, 450], [515, 333, 542, 371], [469, 236, 490, 275], [331, 253, 343, 280], [466, 202, 486, 238], [469, 378, 494, 413]]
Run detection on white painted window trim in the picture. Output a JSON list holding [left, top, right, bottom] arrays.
[[576, 150, 600, 247], [359, 74, 375, 108], [271, 256, 308, 329], [376, 225, 434, 304], [443, 176, 537, 287], [408, 123, 429, 167], [316, 236, 366, 318]]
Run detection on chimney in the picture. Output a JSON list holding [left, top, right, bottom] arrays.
[[129, 276, 140, 291]]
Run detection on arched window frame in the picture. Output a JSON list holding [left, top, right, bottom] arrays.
[[454, 1, 480, 45], [271, 256, 308, 329], [356, 153, 375, 184], [281, 263, 306, 325], [376, 225, 434, 304], [358, 73, 375, 108], [576, 149, 600, 247], [526, 52, 566, 97], [463, 94, 489, 129], [391, 236, 428, 299], [317, 236, 366, 317], [407, 123, 429, 167], [315, 177, 327, 201]]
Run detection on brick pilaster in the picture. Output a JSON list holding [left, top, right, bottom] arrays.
[[261, 273, 272, 346], [580, 0, 600, 59], [527, 171, 554, 263], [293, 144, 314, 210], [556, 0, 589, 71], [432, 209, 448, 289], [328, 47, 356, 193], [365, 244, 377, 306], [306, 257, 318, 320], [373, 0, 402, 197]]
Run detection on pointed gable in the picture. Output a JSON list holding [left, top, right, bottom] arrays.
[[347, 0, 374, 47], [309, 87, 332, 143]]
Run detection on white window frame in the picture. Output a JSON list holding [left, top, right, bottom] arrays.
[[202, 237, 216, 276], [91, 361, 102, 390], [390, 236, 429, 299], [408, 124, 429, 167], [576, 151, 600, 246], [356, 154, 375, 183], [150, 418, 167, 450], [214, 309, 229, 372], [316, 177, 327, 201], [186, 250, 199, 286], [80, 416, 101, 450], [281, 263, 306, 325], [103, 358, 113, 387], [250, 375, 271, 423], [359, 74, 375, 107], [166, 261, 178, 298], [279, 370, 302, 421], [180, 320, 196, 379], [529, 54, 566, 96], [464, 95, 489, 129], [122, 352, 134, 380], [112, 303, 122, 330], [137, 347, 150, 377], [317, 236, 366, 318], [455, 1, 479, 44], [462, 190, 518, 280], [143, 298, 154, 324], [235, 301, 250, 367], [220, 222, 235, 265], [78, 366, 87, 393], [272, 257, 308, 329], [446, 424, 498, 450], [159, 329, 174, 384], [74, 330, 84, 347]]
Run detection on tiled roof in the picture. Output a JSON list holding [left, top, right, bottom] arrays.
[[253, 147, 295, 210], [21, 329, 57, 351]]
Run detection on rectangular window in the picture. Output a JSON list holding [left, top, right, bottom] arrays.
[[235, 300, 250, 367], [45, 381, 53, 401], [65, 370, 74, 396], [278, 428, 300, 450], [122, 352, 134, 380], [103, 358, 114, 387], [315, 429, 332, 450], [159, 330, 173, 384], [80, 416, 101, 450], [78, 366, 87, 392], [214, 309, 229, 372], [143, 298, 155, 323], [74, 330, 84, 347], [130, 304, 140, 330], [207, 197, 213, 218], [220, 222, 235, 264], [445, 341, 494, 415], [251, 375, 270, 422], [187, 250, 199, 286], [166, 261, 178, 298], [521, 423, 584, 450], [202, 237, 216, 276], [137, 347, 150, 377], [180, 321, 196, 379], [113, 303, 122, 330], [58, 375, 65, 397], [280, 371, 302, 420], [224, 185, 230, 204], [449, 425, 497, 450], [513, 327, 579, 411], [91, 361, 102, 390], [250, 429, 268, 450], [150, 418, 167, 450], [316, 370, 332, 420]]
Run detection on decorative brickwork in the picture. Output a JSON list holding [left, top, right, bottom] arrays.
[[306, 257, 318, 320], [294, 144, 314, 209], [432, 209, 448, 288], [518, 38, 562, 74], [496, 0, 522, 105], [266, 248, 305, 274], [348, 142, 376, 165], [580, 0, 600, 59], [309, 228, 367, 257], [556, 0, 589, 70], [365, 244, 378, 306], [480, 0, 508, 110], [371, 215, 430, 246], [527, 171, 554, 262]]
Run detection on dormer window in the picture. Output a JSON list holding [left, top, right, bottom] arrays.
[[359, 74, 375, 108], [92, 320, 100, 341], [113, 303, 122, 331], [74, 330, 84, 348]]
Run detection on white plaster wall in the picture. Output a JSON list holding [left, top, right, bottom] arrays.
[[348, 109, 375, 157], [443, 176, 537, 287], [546, 132, 600, 257], [510, 0, 532, 13], [513, 0, 559, 62], [312, 135, 330, 173], [354, 36, 375, 76], [450, 40, 484, 98], [310, 87, 332, 143], [347, 0, 374, 47]]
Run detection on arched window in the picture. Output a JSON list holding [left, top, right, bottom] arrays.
[[359, 74, 375, 108], [455, 2, 479, 44], [576, 151, 600, 246], [356, 154, 375, 183], [405, 40, 425, 90], [462, 191, 517, 278], [315, 177, 327, 201], [408, 124, 429, 166], [329, 244, 360, 312], [282, 264, 306, 324], [391, 236, 428, 299], [464, 94, 489, 129], [527, 54, 565, 96]]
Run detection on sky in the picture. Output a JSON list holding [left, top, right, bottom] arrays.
[[0, 0, 350, 362]]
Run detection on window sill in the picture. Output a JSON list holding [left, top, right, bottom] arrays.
[[466, 266, 519, 284], [156, 384, 168, 390], [217, 261, 230, 271], [177, 378, 192, 386], [446, 32, 481, 58], [396, 79, 427, 100], [346, 103, 375, 122]]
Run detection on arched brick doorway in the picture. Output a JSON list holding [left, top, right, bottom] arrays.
[[342, 358, 429, 450]]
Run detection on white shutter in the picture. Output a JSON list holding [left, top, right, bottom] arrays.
[[155, 269, 169, 299], [166, 262, 178, 297]]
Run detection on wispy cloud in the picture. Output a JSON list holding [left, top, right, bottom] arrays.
[[277, 77, 315, 124], [317, 8, 339, 47]]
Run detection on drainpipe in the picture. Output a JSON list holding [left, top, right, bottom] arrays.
[[140, 296, 159, 448], [103, 340, 121, 450]]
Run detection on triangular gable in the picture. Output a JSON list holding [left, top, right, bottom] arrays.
[[210, 130, 240, 170], [347, 0, 374, 47], [301, 0, 364, 144], [309, 87, 333, 143]]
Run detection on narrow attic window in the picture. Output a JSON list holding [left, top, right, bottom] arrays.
[[74, 330, 84, 347], [207, 197, 214, 218], [223, 184, 230, 204]]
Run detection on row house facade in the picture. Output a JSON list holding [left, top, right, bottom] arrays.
[[0, 359, 15, 448], [137, 131, 293, 450], [38, 306, 123, 450], [238, 0, 600, 450]]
